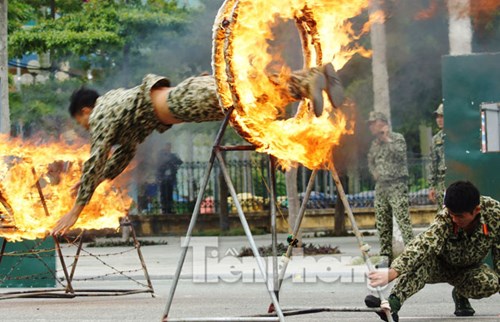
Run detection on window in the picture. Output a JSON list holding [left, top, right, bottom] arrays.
[[481, 102, 500, 152]]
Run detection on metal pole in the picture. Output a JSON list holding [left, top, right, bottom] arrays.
[[330, 166, 393, 322], [275, 306, 381, 314], [0, 288, 73, 300], [276, 170, 317, 291], [68, 234, 84, 282], [216, 151, 285, 322], [162, 108, 234, 321], [0, 238, 6, 265], [129, 216, 155, 296], [53, 237, 74, 294]]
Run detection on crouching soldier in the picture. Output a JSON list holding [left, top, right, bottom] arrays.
[[365, 181, 500, 321]]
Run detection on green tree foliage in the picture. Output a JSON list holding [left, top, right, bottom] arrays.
[[8, 0, 191, 135], [7, 1, 35, 34], [9, 0, 188, 59], [9, 78, 82, 137]]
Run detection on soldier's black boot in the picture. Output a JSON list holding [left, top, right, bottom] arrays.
[[365, 294, 400, 322], [322, 62, 344, 109], [308, 63, 344, 117], [452, 288, 475, 316], [308, 70, 327, 117]]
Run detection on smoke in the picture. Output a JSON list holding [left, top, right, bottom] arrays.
[[116, 0, 226, 206]]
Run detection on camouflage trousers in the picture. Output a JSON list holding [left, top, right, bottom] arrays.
[[375, 181, 414, 262], [167, 68, 324, 122], [392, 259, 500, 305], [433, 179, 446, 208]]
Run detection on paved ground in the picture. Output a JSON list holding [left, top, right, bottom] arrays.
[[1, 232, 499, 321]]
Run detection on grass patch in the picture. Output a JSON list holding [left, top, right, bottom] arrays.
[[86, 239, 168, 247], [309, 230, 375, 238], [192, 227, 267, 237], [238, 242, 340, 257]]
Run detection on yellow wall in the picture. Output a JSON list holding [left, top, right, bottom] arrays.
[[131, 205, 439, 236]]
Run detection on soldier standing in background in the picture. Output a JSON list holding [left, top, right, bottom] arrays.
[[367, 111, 414, 267], [157, 142, 183, 214], [428, 103, 446, 207]]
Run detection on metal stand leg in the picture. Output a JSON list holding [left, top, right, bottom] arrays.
[[68, 234, 84, 282], [276, 170, 318, 292], [162, 108, 234, 320], [162, 107, 285, 321], [0, 238, 6, 266], [268, 166, 393, 321], [130, 217, 155, 296], [216, 151, 285, 321], [330, 167, 393, 322], [53, 236, 74, 294]]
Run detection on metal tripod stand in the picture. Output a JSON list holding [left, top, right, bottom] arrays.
[[161, 107, 392, 321]]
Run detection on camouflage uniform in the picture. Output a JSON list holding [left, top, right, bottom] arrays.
[[390, 196, 500, 304], [77, 69, 324, 205], [167, 67, 325, 122], [368, 131, 413, 261], [76, 74, 172, 205], [428, 129, 446, 207]]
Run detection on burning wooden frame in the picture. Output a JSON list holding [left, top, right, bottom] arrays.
[[211, 0, 361, 171], [0, 169, 154, 299]]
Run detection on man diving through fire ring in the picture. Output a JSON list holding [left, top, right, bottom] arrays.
[[50, 63, 344, 235]]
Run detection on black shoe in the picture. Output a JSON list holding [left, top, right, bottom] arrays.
[[309, 70, 327, 117], [365, 294, 400, 322], [452, 288, 475, 316], [323, 62, 344, 109]]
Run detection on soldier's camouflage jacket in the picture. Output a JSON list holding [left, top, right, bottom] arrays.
[[368, 131, 409, 186], [76, 74, 171, 205], [428, 129, 446, 189], [392, 196, 500, 275]]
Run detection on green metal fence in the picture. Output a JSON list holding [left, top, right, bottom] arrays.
[[134, 154, 432, 215]]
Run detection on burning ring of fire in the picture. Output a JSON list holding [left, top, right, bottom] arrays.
[[212, 0, 370, 169]]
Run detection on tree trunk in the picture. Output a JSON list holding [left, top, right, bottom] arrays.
[[218, 167, 230, 232], [369, 0, 391, 121], [218, 134, 229, 232], [370, 0, 405, 257], [50, 0, 56, 19], [334, 176, 346, 236], [447, 0, 472, 55], [0, 0, 10, 134]]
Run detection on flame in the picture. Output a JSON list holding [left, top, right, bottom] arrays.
[[471, 0, 500, 28], [415, 0, 439, 21], [213, 0, 371, 170], [416, 0, 500, 25], [0, 135, 131, 242]]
